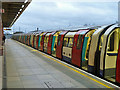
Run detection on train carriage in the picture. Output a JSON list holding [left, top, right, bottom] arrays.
[[100, 25, 120, 84]]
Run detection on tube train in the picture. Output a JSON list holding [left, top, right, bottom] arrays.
[[12, 24, 120, 86]]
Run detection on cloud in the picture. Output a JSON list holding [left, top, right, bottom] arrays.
[[11, 1, 118, 33]]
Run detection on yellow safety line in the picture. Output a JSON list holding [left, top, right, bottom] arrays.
[[16, 41, 114, 89]]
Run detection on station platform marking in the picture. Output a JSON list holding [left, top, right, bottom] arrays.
[[16, 41, 120, 89]]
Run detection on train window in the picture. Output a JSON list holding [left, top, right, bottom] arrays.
[[68, 38, 73, 48], [77, 35, 83, 49], [58, 35, 61, 46], [63, 38, 69, 47], [108, 32, 114, 51]]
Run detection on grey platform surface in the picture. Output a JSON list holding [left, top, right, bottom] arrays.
[[5, 39, 118, 88]]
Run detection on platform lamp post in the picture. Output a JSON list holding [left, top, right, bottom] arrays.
[[0, 0, 3, 56]]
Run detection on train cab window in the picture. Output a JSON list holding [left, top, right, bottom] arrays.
[[77, 35, 83, 49]]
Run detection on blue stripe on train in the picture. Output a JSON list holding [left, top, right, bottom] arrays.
[[82, 37, 89, 61]]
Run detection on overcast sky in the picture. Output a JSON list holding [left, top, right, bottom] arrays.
[[10, 0, 118, 33]]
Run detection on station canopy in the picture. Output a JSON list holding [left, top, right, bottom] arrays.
[[2, 0, 31, 27]]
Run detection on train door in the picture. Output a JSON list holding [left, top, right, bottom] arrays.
[[62, 32, 77, 63], [40, 33, 47, 51], [23, 35, 25, 43], [34, 34, 37, 48], [28, 35, 31, 46], [47, 31, 56, 54], [36, 34, 40, 49], [88, 25, 113, 75], [21, 35, 23, 42], [100, 25, 119, 82], [72, 30, 89, 67], [38, 32, 44, 50], [56, 31, 68, 59], [25, 35, 27, 44], [19, 35, 21, 42], [27, 35, 29, 45], [32, 34, 35, 47], [44, 33, 51, 53], [30, 35, 33, 46], [51, 31, 61, 57], [81, 30, 96, 70]]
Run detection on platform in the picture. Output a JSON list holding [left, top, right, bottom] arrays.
[[3, 39, 119, 88]]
